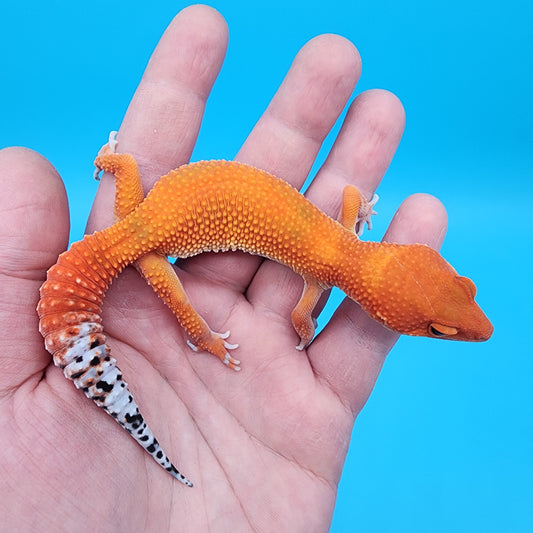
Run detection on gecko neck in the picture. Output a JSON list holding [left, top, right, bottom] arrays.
[[331, 231, 394, 304]]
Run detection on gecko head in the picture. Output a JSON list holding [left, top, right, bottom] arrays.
[[355, 243, 493, 342]]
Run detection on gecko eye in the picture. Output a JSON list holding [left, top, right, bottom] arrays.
[[429, 323, 458, 337]]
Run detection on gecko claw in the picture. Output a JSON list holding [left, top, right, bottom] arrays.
[[108, 131, 118, 152], [223, 352, 241, 371], [224, 341, 239, 350], [186, 340, 200, 352]]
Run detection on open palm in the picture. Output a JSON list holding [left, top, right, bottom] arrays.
[[0, 6, 447, 532]]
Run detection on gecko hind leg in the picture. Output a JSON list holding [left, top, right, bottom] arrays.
[[137, 253, 241, 371], [93, 132, 145, 221]]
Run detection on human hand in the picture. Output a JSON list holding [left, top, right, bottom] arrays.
[[0, 5, 447, 531]]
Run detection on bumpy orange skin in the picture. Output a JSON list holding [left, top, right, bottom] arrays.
[[335, 241, 493, 341], [99, 159, 491, 342], [41, 155, 494, 355]]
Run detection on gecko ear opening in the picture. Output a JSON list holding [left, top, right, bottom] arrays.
[[458, 276, 477, 298], [429, 323, 458, 337]]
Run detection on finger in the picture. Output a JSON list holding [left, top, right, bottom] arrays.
[[87, 5, 228, 232], [183, 34, 362, 293], [247, 89, 405, 319], [309, 193, 448, 414], [0, 147, 69, 393], [237, 34, 361, 183], [306, 89, 405, 214]]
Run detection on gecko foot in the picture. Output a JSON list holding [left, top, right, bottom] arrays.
[[294, 316, 317, 351], [93, 131, 119, 180], [355, 193, 379, 236], [186, 330, 241, 371]]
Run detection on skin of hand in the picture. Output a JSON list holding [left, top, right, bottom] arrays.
[[0, 5, 448, 532]]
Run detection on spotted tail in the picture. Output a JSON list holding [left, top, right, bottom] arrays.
[[37, 233, 193, 487]]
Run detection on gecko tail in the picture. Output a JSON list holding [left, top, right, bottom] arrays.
[[37, 237, 193, 486], [63, 342, 193, 487]]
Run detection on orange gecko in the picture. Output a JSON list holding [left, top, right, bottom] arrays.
[[37, 135, 493, 486]]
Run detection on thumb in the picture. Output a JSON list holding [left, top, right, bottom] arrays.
[[0, 147, 70, 393]]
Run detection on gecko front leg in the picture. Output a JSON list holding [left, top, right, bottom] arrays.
[[289, 184, 378, 349], [338, 184, 378, 236]]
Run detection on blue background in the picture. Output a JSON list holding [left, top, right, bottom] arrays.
[[2, 1, 531, 531]]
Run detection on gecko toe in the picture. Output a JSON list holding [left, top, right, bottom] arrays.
[[224, 341, 239, 350], [186, 340, 200, 352]]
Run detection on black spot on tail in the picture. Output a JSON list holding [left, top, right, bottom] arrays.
[[95, 380, 114, 392], [146, 439, 158, 454], [125, 412, 144, 428]]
